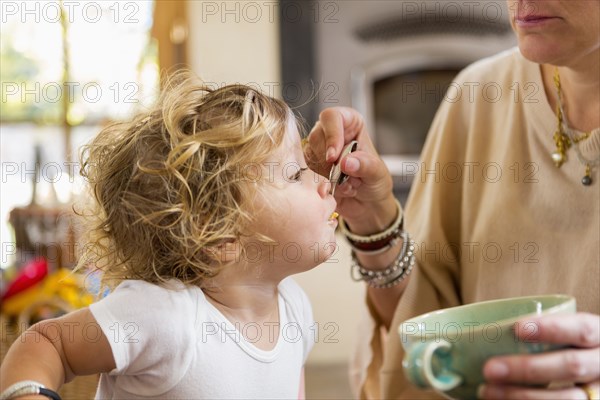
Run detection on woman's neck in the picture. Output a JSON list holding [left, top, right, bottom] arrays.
[[542, 51, 600, 133]]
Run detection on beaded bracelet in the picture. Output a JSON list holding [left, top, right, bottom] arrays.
[[339, 199, 403, 254], [0, 381, 61, 400], [350, 232, 416, 289]]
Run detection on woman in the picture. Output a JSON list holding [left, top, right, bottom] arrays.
[[305, 1, 599, 398]]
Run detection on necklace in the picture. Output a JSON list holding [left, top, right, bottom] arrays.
[[551, 68, 599, 186]]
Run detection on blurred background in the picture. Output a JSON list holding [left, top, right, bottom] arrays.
[[1, 1, 515, 398]]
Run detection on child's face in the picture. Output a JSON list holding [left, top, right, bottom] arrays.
[[250, 119, 338, 275]]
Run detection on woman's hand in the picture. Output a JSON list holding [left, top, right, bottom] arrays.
[[479, 312, 600, 399], [304, 107, 396, 234]]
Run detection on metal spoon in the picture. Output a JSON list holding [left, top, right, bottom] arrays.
[[328, 140, 358, 196]]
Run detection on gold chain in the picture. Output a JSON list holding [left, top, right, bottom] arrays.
[[552, 68, 598, 186], [551, 68, 592, 167], [571, 132, 592, 144], [552, 68, 570, 167]]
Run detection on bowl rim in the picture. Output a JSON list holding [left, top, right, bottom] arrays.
[[398, 294, 576, 336]]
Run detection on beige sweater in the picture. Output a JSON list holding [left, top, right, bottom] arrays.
[[354, 48, 600, 399]]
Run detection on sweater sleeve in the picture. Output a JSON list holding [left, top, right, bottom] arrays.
[[354, 46, 600, 398]]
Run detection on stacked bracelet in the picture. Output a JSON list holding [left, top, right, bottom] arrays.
[[341, 199, 414, 288], [350, 231, 416, 288], [339, 199, 404, 254], [0, 381, 61, 400]]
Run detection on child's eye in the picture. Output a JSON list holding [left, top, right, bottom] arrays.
[[291, 167, 308, 181]]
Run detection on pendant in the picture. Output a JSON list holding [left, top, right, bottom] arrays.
[[582, 165, 593, 186], [551, 151, 564, 167], [552, 128, 570, 168]]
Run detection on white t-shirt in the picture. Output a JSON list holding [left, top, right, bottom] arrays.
[[89, 277, 314, 399]]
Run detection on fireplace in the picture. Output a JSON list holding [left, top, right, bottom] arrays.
[[280, 0, 516, 201]]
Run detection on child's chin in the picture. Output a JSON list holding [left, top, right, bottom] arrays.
[[314, 240, 339, 266]]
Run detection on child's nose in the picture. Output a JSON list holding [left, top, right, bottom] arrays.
[[317, 173, 332, 198]]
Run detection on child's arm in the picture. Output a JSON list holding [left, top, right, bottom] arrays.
[[0, 307, 116, 395]]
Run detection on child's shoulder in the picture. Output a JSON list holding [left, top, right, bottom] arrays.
[[105, 279, 199, 303], [112, 279, 196, 294], [89, 279, 200, 393], [90, 279, 201, 322]]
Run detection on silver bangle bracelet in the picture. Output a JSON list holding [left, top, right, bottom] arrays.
[[350, 232, 416, 289], [0, 381, 61, 400]]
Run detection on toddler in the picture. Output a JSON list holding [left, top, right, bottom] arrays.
[[0, 73, 339, 399]]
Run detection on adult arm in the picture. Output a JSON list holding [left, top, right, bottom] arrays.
[[305, 107, 408, 329]]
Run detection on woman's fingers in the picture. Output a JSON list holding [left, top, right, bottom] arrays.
[[482, 313, 600, 388], [304, 130, 330, 177], [316, 108, 347, 162], [478, 381, 598, 400], [306, 107, 369, 165], [514, 313, 600, 348], [483, 348, 600, 385], [304, 106, 396, 227], [341, 153, 390, 185]]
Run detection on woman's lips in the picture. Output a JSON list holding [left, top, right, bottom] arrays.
[[515, 16, 560, 28]]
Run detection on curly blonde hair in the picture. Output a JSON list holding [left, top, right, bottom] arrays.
[[77, 72, 292, 290]]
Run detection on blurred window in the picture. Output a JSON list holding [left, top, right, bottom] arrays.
[[1, 1, 159, 268]]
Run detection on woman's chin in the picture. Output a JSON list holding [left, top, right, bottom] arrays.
[[518, 39, 575, 66]]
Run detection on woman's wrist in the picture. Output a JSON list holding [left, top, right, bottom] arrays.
[[343, 195, 400, 236], [340, 198, 403, 255], [345, 197, 407, 272], [351, 232, 415, 289]]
